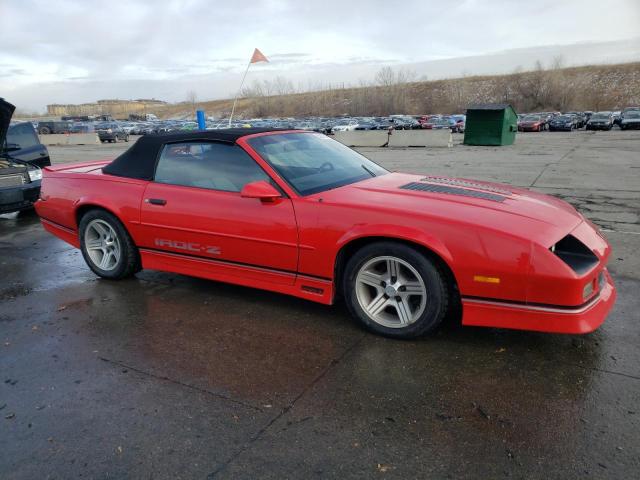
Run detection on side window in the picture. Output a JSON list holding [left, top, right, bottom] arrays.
[[7, 122, 40, 149], [154, 141, 270, 192]]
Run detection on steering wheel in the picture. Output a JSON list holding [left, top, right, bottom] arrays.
[[318, 162, 334, 172]]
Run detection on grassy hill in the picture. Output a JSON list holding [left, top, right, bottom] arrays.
[[152, 62, 640, 119]]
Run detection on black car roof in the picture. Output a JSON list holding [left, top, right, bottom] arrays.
[[102, 128, 287, 180]]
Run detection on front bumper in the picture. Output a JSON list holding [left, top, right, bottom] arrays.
[[461, 268, 616, 334], [0, 180, 41, 214]]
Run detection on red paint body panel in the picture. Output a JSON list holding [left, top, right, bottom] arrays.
[[35, 131, 617, 334], [138, 182, 299, 284], [463, 269, 616, 333]]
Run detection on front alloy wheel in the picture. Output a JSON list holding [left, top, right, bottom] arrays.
[[343, 242, 449, 338], [355, 256, 427, 328]]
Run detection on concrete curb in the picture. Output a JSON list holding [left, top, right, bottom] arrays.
[[39, 133, 100, 146]]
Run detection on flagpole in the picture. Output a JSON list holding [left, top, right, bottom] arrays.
[[228, 58, 252, 127]]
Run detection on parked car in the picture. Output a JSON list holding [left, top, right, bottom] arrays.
[[612, 111, 622, 127], [96, 123, 129, 143], [37, 120, 72, 135], [586, 112, 613, 131], [620, 110, 640, 130], [390, 116, 421, 130], [449, 115, 465, 133], [332, 120, 358, 133], [423, 117, 451, 130], [536, 112, 553, 128], [518, 115, 545, 132], [548, 115, 578, 131], [119, 123, 139, 134], [565, 112, 586, 128], [354, 122, 378, 130], [69, 123, 95, 134], [621, 106, 640, 115], [36, 128, 616, 338], [1, 98, 49, 214]]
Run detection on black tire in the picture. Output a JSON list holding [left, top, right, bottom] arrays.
[[342, 241, 449, 339], [79, 209, 140, 280], [125, 135, 129, 142], [38, 126, 51, 135]]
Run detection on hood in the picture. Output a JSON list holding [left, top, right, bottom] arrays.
[[0, 98, 15, 148], [320, 172, 583, 246]]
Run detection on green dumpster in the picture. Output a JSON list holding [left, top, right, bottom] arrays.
[[463, 104, 518, 146]]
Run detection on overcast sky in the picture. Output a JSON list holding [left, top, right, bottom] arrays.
[[2, 0, 639, 112]]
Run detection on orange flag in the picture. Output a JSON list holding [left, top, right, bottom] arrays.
[[250, 48, 268, 64]]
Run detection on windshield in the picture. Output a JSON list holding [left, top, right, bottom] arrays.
[[248, 132, 388, 196], [591, 113, 609, 119], [557, 116, 572, 121], [523, 115, 540, 121], [625, 112, 640, 119]]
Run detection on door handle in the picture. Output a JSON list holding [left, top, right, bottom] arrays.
[[145, 198, 166, 206]]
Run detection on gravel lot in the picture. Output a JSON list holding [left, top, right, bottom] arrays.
[[1, 130, 639, 479]]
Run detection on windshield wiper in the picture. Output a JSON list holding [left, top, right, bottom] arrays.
[[361, 165, 376, 177]]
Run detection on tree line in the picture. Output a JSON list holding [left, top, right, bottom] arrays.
[[225, 60, 639, 117]]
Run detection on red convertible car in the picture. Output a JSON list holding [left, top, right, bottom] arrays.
[[35, 129, 616, 338]]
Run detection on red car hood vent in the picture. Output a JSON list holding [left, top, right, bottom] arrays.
[[419, 176, 513, 195], [400, 181, 507, 203]]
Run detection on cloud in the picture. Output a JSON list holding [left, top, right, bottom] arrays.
[[1, 0, 639, 111]]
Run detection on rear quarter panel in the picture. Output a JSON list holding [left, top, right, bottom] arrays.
[[37, 168, 147, 238]]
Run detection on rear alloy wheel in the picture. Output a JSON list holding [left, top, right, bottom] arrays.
[[343, 242, 448, 338], [79, 210, 140, 279]]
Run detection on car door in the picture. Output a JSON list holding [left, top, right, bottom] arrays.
[[138, 140, 299, 285], [6, 122, 51, 168]]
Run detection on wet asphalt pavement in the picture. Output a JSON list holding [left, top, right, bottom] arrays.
[[1, 131, 639, 479]]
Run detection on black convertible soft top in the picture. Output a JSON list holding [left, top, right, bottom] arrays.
[[102, 128, 284, 180]]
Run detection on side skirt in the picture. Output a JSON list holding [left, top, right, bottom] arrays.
[[139, 248, 334, 305]]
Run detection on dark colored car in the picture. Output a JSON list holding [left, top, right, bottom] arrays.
[[1, 99, 50, 214], [96, 123, 129, 143], [391, 117, 421, 130], [620, 110, 640, 130], [37, 120, 72, 135], [354, 122, 378, 130], [612, 112, 622, 127], [549, 115, 578, 131], [586, 112, 613, 131]]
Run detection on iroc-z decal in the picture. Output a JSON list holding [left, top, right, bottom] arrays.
[[155, 238, 221, 255]]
